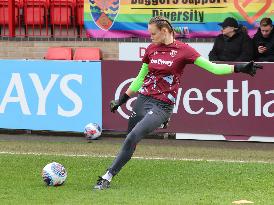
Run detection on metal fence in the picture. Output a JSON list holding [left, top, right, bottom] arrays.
[[0, 0, 84, 37]]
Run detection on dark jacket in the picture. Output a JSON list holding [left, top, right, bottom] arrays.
[[209, 30, 253, 62], [252, 28, 274, 62]]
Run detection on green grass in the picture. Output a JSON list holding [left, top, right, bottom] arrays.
[[2, 138, 274, 162], [1, 154, 274, 205]]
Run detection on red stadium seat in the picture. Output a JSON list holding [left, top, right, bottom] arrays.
[[73, 48, 102, 60], [44, 47, 72, 60], [0, 0, 22, 25], [24, 0, 49, 25], [50, 0, 76, 25], [23, 0, 50, 36], [51, 7, 71, 25], [25, 7, 45, 25], [49, 0, 76, 36]]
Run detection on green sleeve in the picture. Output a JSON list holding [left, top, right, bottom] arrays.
[[129, 63, 149, 92], [194, 56, 233, 75]]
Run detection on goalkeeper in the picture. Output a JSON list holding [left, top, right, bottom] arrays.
[[94, 16, 263, 190]]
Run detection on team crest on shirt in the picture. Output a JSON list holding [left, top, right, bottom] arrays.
[[153, 51, 158, 56], [170, 50, 177, 57]]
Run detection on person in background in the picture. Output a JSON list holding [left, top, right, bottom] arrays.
[[253, 17, 274, 62], [209, 17, 253, 61], [94, 16, 262, 190]]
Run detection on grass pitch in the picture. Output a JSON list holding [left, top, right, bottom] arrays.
[[1, 135, 274, 204]]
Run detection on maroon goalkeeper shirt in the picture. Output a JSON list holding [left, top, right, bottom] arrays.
[[141, 40, 200, 104]]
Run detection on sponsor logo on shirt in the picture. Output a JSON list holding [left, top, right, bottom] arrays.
[[150, 58, 173, 67]]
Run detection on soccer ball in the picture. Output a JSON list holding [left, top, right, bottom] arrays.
[[84, 123, 102, 140], [42, 162, 67, 186]]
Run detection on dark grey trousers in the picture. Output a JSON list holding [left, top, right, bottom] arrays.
[[108, 94, 173, 176]]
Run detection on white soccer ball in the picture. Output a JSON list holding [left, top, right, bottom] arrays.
[[84, 122, 102, 140], [42, 162, 67, 186]]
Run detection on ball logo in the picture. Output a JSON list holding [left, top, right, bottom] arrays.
[[51, 163, 66, 177], [114, 78, 137, 119], [89, 0, 120, 31], [86, 129, 97, 135]]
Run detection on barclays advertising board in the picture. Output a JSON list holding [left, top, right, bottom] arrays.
[[0, 60, 102, 132]]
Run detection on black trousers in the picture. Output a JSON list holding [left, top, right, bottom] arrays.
[[108, 94, 173, 176]]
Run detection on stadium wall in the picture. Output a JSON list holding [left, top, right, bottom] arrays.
[[0, 38, 214, 60], [0, 40, 119, 60]]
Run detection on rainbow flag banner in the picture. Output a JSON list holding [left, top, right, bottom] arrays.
[[84, 0, 274, 38]]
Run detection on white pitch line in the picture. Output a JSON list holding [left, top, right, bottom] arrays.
[[0, 151, 273, 164]]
